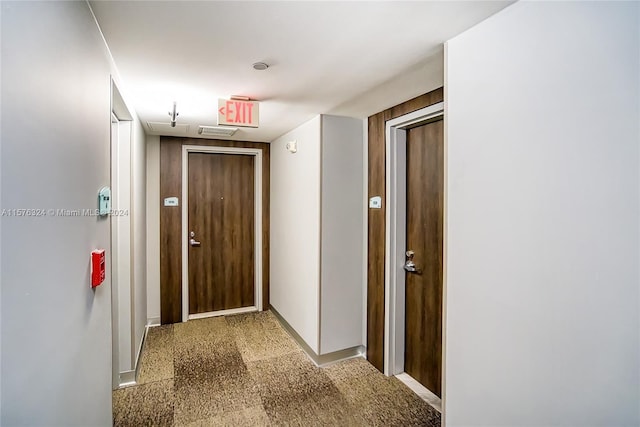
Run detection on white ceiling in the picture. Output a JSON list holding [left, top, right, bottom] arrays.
[[90, 1, 512, 142]]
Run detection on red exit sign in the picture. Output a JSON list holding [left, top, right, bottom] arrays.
[[218, 99, 259, 128]]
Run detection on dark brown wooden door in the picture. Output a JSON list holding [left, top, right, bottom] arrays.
[[404, 118, 444, 397], [188, 152, 255, 315]]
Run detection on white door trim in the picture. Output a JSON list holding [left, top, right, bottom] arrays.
[[111, 112, 135, 388], [181, 144, 263, 322], [384, 102, 444, 376]]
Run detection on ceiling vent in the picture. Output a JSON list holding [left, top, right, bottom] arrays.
[[147, 122, 190, 133], [198, 126, 238, 137]]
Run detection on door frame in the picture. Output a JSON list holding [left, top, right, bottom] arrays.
[[181, 144, 264, 322], [384, 102, 444, 376], [111, 79, 136, 389]]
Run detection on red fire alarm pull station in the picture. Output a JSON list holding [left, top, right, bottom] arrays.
[[91, 249, 106, 288]]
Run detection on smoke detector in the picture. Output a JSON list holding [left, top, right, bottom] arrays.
[[198, 126, 238, 137], [252, 62, 269, 71]]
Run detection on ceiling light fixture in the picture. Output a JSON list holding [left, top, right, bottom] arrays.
[[252, 62, 269, 71], [147, 122, 190, 133], [198, 125, 238, 137], [168, 101, 179, 127]]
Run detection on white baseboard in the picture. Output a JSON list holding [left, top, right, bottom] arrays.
[[188, 306, 257, 320], [270, 306, 366, 367], [119, 370, 136, 388], [395, 372, 442, 413], [147, 317, 161, 327]]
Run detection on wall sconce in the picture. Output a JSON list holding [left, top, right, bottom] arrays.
[[286, 140, 297, 153]]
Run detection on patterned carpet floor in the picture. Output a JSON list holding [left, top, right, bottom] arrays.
[[113, 310, 441, 426]]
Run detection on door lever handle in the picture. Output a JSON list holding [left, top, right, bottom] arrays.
[[189, 231, 200, 247], [403, 263, 422, 274], [404, 250, 422, 274]]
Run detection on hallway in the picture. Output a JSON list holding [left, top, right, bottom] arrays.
[[113, 311, 440, 426], [2, 2, 639, 425]]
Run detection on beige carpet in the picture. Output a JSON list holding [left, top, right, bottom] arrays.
[[113, 311, 441, 426]]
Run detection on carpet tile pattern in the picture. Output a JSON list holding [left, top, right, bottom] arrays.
[[113, 311, 440, 426]]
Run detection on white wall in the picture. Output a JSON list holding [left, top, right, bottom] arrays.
[[146, 135, 161, 324], [1, 1, 147, 423], [0, 4, 3, 418], [271, 116, 322, 353], [330, 49, 444, 119], [1, 1, 114, 424], [319, 115, 364, 354], [445, 2, 640, 426]]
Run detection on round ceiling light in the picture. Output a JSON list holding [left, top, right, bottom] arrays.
[[252, 62, 269, 71]]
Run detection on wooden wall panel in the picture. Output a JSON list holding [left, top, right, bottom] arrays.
[[366, 88, 444, 372], [160, 139, 183, 324], [159, 137, 271, 324], [367, 111, 390, 372]]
